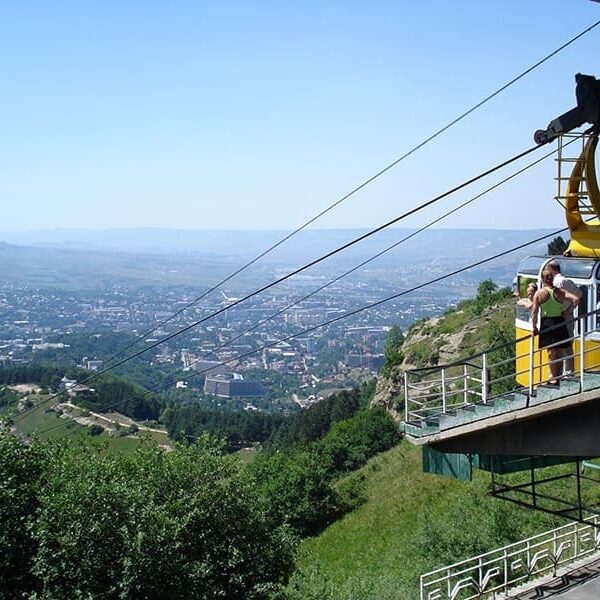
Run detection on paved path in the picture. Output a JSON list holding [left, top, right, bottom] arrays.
[[509, 557, 600, 599], [557, 576, 600, 599]]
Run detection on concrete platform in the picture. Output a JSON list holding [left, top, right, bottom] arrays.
[[405, 384, 600, 456]]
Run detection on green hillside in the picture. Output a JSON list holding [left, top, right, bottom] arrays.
[[1, 278, 573, 598], [289, 442, 556, 599], [372, 281, 515, 417]]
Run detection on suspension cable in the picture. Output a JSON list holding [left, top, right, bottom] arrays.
[[30, 227, 566, 436], [150, 145, 560, 391], [13, 142, 545, 424], [97, 19, 600, 370]]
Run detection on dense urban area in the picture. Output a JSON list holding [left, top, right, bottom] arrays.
[[0, 278, 459, 411]]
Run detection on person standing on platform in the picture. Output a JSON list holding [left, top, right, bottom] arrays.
[[531, 268, 580, 385], [548, 260, 583, 374]]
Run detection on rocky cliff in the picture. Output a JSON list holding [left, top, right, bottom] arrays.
[[371, 296, 514, 420]]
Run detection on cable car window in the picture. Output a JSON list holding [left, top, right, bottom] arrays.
[[558, 259, 596, 279], [515, 276, 537, 323], [518, 257, 597, 279]]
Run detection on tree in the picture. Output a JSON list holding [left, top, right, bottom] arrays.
[[476, 279, 498, 298], [0, 432, 295, 599], [382, 325, 405, 375], [474, 279, 511, 314], [547, 235, 568, 256], [247, 447, 340, 536], [0, 431, 54, 597]]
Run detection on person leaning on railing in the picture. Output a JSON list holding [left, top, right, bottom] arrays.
[[548, 260, 583, 374], [517, 282, 538, 310], [531, 267, 581, 386]]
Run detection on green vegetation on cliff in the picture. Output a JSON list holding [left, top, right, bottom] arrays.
[[401, 279, 513, 369]]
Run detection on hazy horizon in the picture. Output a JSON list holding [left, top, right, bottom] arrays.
[[2, 2, 599, 233]]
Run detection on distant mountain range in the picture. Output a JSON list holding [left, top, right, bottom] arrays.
[[0, 228, 557, 291]]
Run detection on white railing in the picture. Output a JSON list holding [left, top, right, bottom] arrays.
[[420, 516, 600, 600], [404, 311, 600, 427]]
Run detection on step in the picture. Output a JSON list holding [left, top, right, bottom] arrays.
[[530, 383, 570, 405], [403, 373, 600, 439], [583, 371, 600, 392], [402, 420, 440, 438], [438, 395, 528, 431]]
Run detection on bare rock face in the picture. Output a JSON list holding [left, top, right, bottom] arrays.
[[371, 365, 404, 422]]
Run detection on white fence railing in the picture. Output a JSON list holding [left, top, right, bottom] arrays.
[[420, 516, 600, 599], [404, 311, 600, 427]]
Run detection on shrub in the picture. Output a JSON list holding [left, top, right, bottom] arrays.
[[88, 424, 104, 436]]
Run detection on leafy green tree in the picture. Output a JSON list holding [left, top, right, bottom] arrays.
[[0, 386, 19, 409], [0, 431, 295, 599], [32, 438, 295, 599], [547, 235, 568, 256], [268, 387, 365, 450], [251, 407, 399, 536], [0, 430, 54, 597], [88, 423, 104, 436], [248, 447, 340, 536], [473, 279, 512, 314], [317, 408, 399, 473]]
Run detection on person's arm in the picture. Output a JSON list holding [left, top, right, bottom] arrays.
[[518, 298, 533, 309], [559, 288, 580, 320], [531, 292, 541, 336]]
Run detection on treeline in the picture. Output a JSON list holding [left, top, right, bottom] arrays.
[[0, 363, 401, 597], [3, 366, 380, 454], [82, 378, 162, 421], [0, 365, 161, 422], [0, 365, 69, 389], [267, 381, 375, 450], [162, 382, 376, 450], [163, 405, 286, 449]]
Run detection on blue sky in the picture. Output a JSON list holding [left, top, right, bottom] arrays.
[[2, 1, 600, 232]]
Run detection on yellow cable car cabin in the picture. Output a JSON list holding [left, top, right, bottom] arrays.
[[515, 255, 599, 386], [516, 126, 600, 388]]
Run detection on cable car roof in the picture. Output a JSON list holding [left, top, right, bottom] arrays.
[[517, 255, 599, 279]]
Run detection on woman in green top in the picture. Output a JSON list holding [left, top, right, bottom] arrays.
[[531, 268, 580, 385]]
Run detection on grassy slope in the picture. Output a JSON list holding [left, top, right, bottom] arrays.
[[402, 296, 514, 369], [290, 441, 556, 600], [290, 443, 437, 599]]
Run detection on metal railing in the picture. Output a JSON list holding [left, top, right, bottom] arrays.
[[420, 515, 600, 600], [404, 309, 600, 427]]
